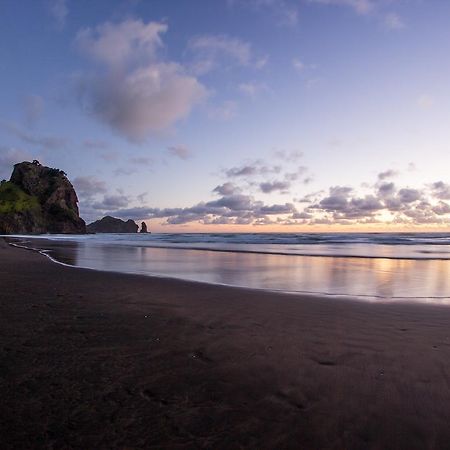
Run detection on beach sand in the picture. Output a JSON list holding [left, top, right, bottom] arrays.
[[1, 238, 450, 449]]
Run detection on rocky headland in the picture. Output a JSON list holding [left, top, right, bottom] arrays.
[[0, 160, 86, 234]]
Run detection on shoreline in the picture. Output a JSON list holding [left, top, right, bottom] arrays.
[[2, 239, 450, 448], [7, 237, 450, 304], [7, 238, 378, 305]]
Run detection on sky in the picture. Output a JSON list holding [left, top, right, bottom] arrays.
[[1, 0, 450, 231]]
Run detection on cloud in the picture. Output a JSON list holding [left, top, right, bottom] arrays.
[[100, 191, 297, 225], [208, 100, 238, 121], [238, 81, 269, 98], [398, 188, 421, 203], [78, 153, 450, 227], [213, 182, 241, 196], [48, 0, 68, 30], [137, 192, 148, 204], [316, 186, 353, 211], [85, 171, 450, 227], [114, 166, 138, 176], [284, 165, 308, 181], [129, 156, 154, 165], [83, 139, 110, 149], [292, 59, 318, 80], [220, 155, 309, 197], [377, 169, 398, 180], [259, 203, 295, 214], [274, 150, 304, 162], [226, 165, 258, 177], [384, 13, 405, 30], [292, 58, 305, 73], [75, 20, 167, 66], [432, 201, 450, 216], [167, 145, 192, 160], [377, 181, 396, 197], [225, 161, 281, 177], [431, 181, 450, 200], [189, 34, 252, 65], [92, 194, 130, 210], [292, 211, 313, 219], [73, 176, 107, 199], [228, 0, 299, 26], [0, 147, 32, 179], [260, 180, 290, 193], [0, 120, 67, 150], [22, 95, 44, 126], [188, 34, 266, 74], [309, 0, 375, 15], [75, 19, 207, 141], [300, 179, 450, 226], [99, 152, 119, 162]]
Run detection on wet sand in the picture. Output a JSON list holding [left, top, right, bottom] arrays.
[[1, 238, 450, 449]]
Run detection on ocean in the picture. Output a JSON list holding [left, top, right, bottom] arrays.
[[9, 232, 450, 303]]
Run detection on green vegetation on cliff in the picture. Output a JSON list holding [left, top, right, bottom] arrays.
[[0, 161, 86, 234], [0, 181, 40, 214]]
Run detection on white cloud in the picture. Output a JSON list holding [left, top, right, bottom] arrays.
[[188, 34, 266, 74], [75, 20, 167, 67], [208, 100, 238, 121], [309, 0, 375, 15], [0, 120, 67, 150], [292, 58, 317, 75], [48, 0, 68, 30], [189, 34, 252, 65], [75, 20, 207, 141], [228, 0, 299, 26], [238, 81, 269, 98], [309, 0, 406, 31], [167, 145, 192, 160], [384, 13, 405, 30], [292, 58, 305, 73]]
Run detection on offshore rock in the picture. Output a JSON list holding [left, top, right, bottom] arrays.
[[140, 222, 148, 233], [87, 216, 139, 233]]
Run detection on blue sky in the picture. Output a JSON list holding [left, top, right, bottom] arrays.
[[1, 0, 450, 231]]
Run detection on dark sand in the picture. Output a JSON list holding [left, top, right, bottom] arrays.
[[1, 239, 450, 449]]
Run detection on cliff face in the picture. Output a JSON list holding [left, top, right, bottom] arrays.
[[87, 216, 138, 233], [0, 161, 86, 234]]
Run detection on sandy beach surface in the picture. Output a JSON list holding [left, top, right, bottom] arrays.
[[1, 238, 450, 449]]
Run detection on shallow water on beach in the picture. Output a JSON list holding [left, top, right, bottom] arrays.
[[8, 233, 450, 303]]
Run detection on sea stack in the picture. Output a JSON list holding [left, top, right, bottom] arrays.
[[140, 222, 148, 233], [0, 160, 86, 234]]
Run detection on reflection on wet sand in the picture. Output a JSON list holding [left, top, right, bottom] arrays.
[[31, 239, 450, 303]]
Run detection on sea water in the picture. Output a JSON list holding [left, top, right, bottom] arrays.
[[9, 232, 450, 303]]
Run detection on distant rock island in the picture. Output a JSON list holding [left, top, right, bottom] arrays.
[[87, 216, 139, 233], [0, 160, 86, 234]]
